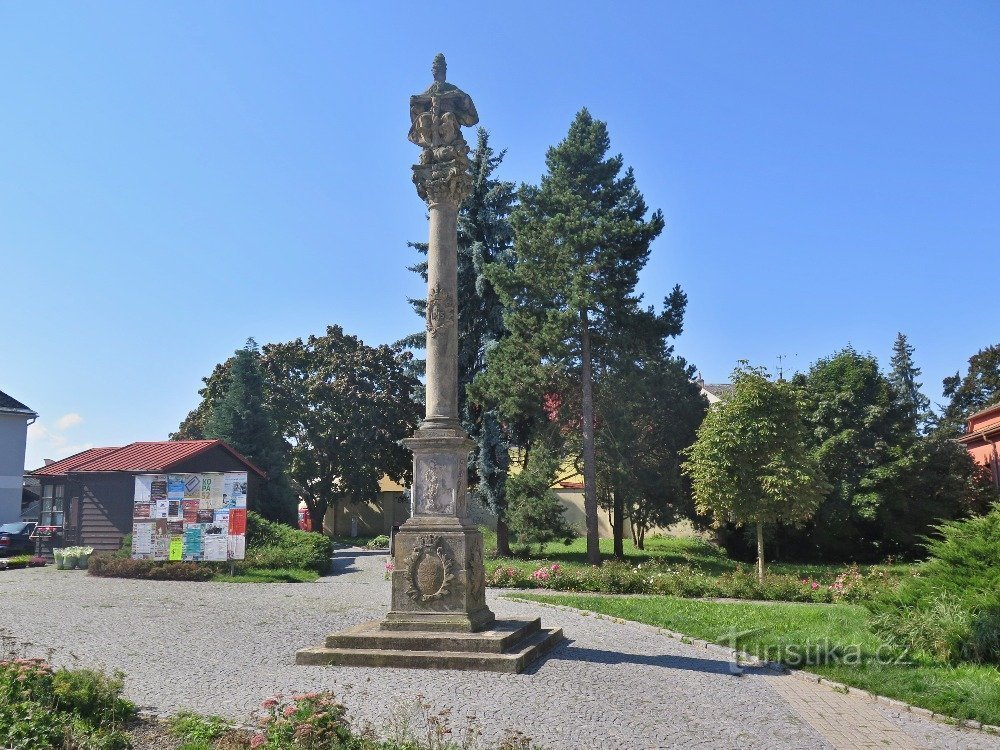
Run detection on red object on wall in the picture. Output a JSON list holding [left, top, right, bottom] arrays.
[[228, 508, 247, 536], [298, 506, 312, 532]]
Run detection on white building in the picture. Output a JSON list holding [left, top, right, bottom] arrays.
[[0, 390, 37, 524]]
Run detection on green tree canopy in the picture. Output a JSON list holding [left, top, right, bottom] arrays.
[[942, 343, 1000, 435], [683, 365, 829, 580], [483, 108, 676, 565], [174, 327, 420, 533], [262, 326, 421, 534], [595, 354, 707, 556], [202, 339, 296, 524], [889, 332, 932, 433]]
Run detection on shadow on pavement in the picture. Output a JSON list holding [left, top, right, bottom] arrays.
[[548, 643, 769, 676], [329, 548, 388, 575]]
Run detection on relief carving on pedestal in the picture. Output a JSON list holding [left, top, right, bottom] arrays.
[[466, 540, 484, 601], [404, 535, 456, 603]]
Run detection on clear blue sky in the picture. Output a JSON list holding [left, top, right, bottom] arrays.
[[2, 2, 998, 470]]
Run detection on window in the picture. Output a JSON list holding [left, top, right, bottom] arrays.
[[41, 484, 65, 528]]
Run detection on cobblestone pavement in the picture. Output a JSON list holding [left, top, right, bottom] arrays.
[[2, 550, 997, 750]]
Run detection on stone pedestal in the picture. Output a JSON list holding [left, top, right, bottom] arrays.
[[295, 54, 562, 674]]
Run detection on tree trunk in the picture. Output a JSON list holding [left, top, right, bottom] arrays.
[[496, 516, 511, 557], [580, 309, 601, 566], [637, 525, 645, 550], [612, 490, 625, 560], [308, 499, 326, 536], [756, 522, 765, 582]]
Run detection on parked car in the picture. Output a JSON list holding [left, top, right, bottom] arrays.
[[0, 522, 37, 556]]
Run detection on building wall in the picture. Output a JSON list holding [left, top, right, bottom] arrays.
[[323, 492, 411, 537], [0, 413, 31, 524], [66, 456, 263, 552], [964, 408, 1000, 488]]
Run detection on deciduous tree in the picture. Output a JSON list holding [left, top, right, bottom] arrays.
[[683, 366, 829, 581], [262, 326, 420, 534]]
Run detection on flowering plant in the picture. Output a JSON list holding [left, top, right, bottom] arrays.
[[385, 559, 394, 580], [256, 692, 352, 749]]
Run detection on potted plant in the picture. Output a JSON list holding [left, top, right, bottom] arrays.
[[62, 546, 79, 570], [52, 548, 66, 570], [76, 546, 94, 570]]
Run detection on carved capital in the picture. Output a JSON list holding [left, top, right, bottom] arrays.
[[411, 132, 473, 205]]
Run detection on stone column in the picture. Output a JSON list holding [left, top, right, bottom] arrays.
[[382, 54, 494, 633]]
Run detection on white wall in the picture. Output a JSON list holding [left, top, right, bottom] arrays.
[[0, 414, 30, 524]]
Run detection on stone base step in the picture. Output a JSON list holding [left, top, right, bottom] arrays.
[[325, 618, 540, 653], [296, 621, 564, 673]]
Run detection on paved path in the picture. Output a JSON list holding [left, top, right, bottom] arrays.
[[1, 550, 996, 750]]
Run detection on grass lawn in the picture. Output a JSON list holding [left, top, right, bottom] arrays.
[[510, 592, 1000, 727], [211, 567, 320, 583], [482, 529, 912, 583]]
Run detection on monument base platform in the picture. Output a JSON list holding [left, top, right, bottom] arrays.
[[295, 618, 564, 673]]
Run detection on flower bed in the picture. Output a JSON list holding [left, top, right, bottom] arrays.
[[489, 561, 902, 603]]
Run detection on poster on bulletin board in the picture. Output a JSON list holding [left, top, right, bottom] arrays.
[[131, 472, 247, 562]]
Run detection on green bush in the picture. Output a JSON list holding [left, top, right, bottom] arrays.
[[0, 657, 134, 750], [366, 534, 391, 550], [246, 511, 333, 574], [88, 555, 215, 582], [3, 555, 32, 570], [869, 505, 1000, 664]]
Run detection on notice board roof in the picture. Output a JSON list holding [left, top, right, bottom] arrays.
[[30, 440, 266, 478]]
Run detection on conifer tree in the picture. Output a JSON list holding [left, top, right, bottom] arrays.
[[204, 339, 296, 524], [889, 332, 932, 432], [486, 109, 671, 565]]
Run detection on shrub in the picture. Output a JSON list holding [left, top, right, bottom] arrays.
[[88, 555, 215, 582], [0, 657, 134, 750], [4, 555, 32, 570], [168, 710, 234, 748], [869, 504, 1000, 664], [871, 592, 973, 664], [366, 534, 391, 550], [246, 512, 333, 574]]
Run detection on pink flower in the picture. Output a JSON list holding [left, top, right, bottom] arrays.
[[251, 734, 265, 748], [262, 698, 278, 709], [810, 582, 820, 590], [385, 561, 394, 571]]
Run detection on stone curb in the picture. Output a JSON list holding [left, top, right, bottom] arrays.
[[504, 596, 1000, 737]]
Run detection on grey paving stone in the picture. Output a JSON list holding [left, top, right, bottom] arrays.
[[1, 551, 997, 750]]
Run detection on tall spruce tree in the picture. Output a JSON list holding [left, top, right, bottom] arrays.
[[889, 332, 932, 432], [204, 339, 296, 524], [486, 109, 672, 565], [401, 129, 518, 553]]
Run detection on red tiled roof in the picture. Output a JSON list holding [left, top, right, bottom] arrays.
[[30, 447, 122, 476], [30, 440, 266, 478]]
